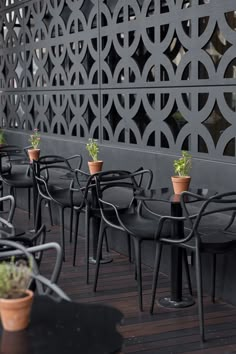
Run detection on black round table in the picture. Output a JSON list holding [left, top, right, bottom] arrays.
[[134, 187, 216, 308], [0, 296, 123, 354]]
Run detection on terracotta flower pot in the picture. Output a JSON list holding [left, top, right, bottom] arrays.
[[88, 161, 103, 175], [171, 176, 191, 195], [0, 290, 34, 331], [28, 149, 40, 163]]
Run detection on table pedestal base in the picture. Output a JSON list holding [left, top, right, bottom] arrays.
[[158, 295, 195, 308], [89, 255, 113, 264]]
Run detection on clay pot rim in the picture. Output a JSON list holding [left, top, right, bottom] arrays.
[[171, 176, 191, 179], [0, 289, 33, 304], [88, 160, 103, 164]]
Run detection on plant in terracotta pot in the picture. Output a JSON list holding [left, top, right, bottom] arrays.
[[172, 151, 192, 194], [28, 129, 41, 162], [0, 258, 34, 332], [86, 138, 103, 174]]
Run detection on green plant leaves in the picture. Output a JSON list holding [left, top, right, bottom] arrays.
[[86, 138, 99, 161], [173, 151, 192, 176]]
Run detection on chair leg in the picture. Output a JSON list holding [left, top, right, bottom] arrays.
[[0, 181, 3, 198], [28, 188, 31, 219], [35, 196, 42, 232], [59, 207, 65, 261], [127, 233, 132, 263], [69, 208, 74, 243], [104, 229, 109, 253], [133, 238, 143, 312], [85, 208, 90, 284], [134, 262, 137, 281], [150, 242, 163, 314], [195, 247, 205, 342], [93, 221, 106, 292], [211, 253, 216, 303], [73, 211, 80, 267], [0, 182, 3, 212], [183, 249, 193, 296], [48, 201, 54, 226]]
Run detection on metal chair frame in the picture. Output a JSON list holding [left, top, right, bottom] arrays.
[[150, 190, 236, 342]]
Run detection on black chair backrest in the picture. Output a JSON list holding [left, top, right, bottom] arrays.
[[38, 154, 82, 169], [176, 191, 236, 244], [33, 155, 75, 201], [70, 168, 92, 211], [95, 168, 152, 194], [0, 238, 70, 302], [0, 145, 24, 175], [94, 169, 153, 223]]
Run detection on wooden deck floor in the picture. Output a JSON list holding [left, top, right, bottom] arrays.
[[15, 208, 236, 354]]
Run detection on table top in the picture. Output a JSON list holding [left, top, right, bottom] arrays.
[[9, 158, 29, 165], [134, 187, 215, 204], [0, 296, 123, 354], [0, 145, 22, 155]]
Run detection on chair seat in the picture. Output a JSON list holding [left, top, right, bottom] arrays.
[[107, 212, 171, 240], [49, 189, 84, 208], [183, 227, 236, 253], [73, 187, 133, 216], [2, 173, 33, 188]]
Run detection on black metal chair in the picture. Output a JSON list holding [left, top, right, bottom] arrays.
[[0, 146, 33, 219], [0, 197, 67, 301], [92, 169, 173, 311], [33, 155, 83, 259], [0, 238, 70, 301], [150, 191, 236, 342], [0, 194, 27, 238], [0, 194, 15, 223], [72, 167, 152, 284]]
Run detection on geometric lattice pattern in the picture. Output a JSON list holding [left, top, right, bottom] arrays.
[[1, 0, 236, 160]]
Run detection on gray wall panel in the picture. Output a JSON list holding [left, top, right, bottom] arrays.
[[2, 0, 236, 305]]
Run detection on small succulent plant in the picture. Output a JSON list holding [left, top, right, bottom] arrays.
[[86, 138, 99, 162], [173, 151, 192, 177], [0, 259, 32, 299], [29, 128, 41, 150]]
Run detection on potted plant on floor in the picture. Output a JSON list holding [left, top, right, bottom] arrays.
[[28, 128, 41, 162], [0, 259, 34, 331], [171, 150, 192, 194], [86, 138, 103, 174]]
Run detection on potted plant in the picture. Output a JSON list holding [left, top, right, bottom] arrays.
[[0, 259, 34, 331], [28, 128, 41, 162], [86, 138, 103, 174], [171, 150, 192, 194], [0, 128, 6, 147]]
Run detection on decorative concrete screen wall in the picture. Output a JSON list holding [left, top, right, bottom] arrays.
[[0, 0, 236, 163]]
